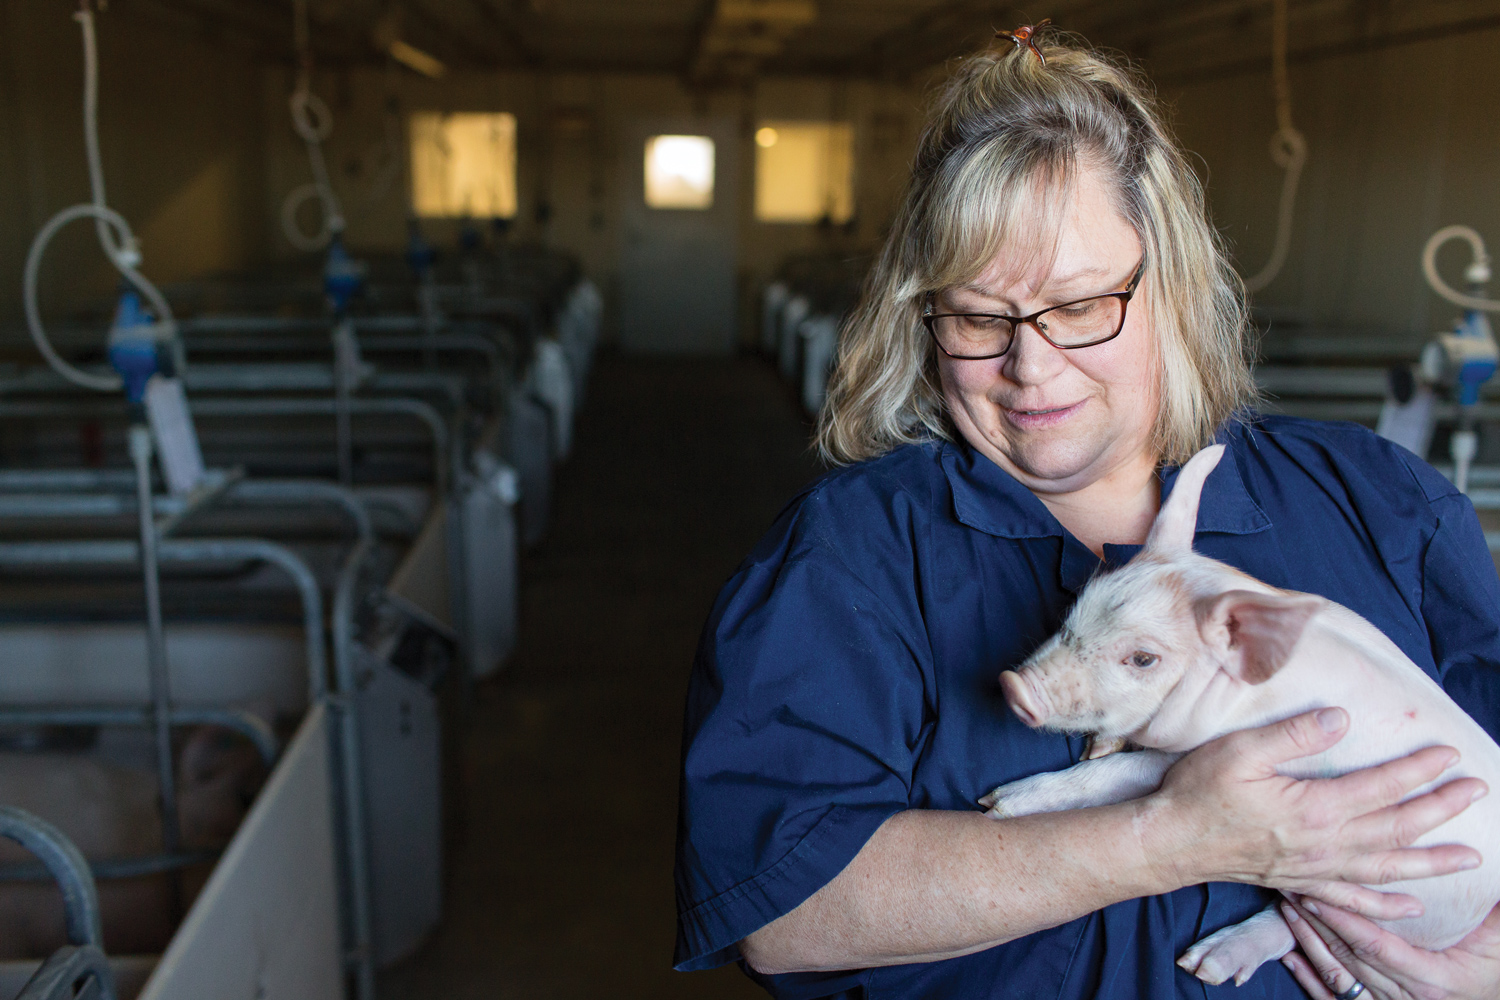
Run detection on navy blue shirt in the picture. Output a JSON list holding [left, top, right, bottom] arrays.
[[674, 415, 1500, 999]]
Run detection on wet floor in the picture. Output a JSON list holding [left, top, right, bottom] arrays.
[[379, 354, 822, 999]]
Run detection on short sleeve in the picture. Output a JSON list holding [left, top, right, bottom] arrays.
[[1420, 492, 1500, 740], [673, 500, 931, 972]]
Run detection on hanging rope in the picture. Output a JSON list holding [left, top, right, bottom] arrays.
[[1241, 0, 1308, 294]]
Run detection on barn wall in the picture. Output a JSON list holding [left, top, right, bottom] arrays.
[[1162, 24, 1500, 339]]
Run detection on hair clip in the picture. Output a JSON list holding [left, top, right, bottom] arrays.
[[996, 18, 1052, 66]]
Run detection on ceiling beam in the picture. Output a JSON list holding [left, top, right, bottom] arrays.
[[463, 0, 544, 68], [402, 0, 512, 69], [686, 0, 819, 85]]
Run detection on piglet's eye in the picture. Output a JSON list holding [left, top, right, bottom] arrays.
[[1126, 651, 1159, 669]]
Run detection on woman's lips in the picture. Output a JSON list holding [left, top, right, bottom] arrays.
[[1000, 399, 1086, 430]]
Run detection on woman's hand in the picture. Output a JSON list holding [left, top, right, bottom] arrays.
[[1141, 708, 1487, 919], [1280, 896, 1500, 1000]]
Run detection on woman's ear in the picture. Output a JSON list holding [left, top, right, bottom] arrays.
[[1144, 444, 1225, 556], [1197, 589, 1324, 684]]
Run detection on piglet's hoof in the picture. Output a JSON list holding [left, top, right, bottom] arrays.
[[1176, 908, 1294, 987], [976, 774, 1053, 819]]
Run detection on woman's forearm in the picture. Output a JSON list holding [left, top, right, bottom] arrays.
[[740, 802, 1179, 974], [740, 713, 1485, 976]]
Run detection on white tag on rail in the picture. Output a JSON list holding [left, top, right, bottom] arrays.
[[144, 375, 206, 496]]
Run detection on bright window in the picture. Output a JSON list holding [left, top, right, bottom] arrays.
[[409, 112, 517, 218], [644, 135, 715, 210], [754, 121, 854, 224]]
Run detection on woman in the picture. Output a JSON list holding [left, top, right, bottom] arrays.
[[674, 29, 1500, 1000]]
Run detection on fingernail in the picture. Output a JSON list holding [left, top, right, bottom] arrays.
[[1302, 899, 1321, 917], [1461, 855, 1482, 870], [1473, 784, 1488, 802], [1281, 901, 1300, 923], [1405, 906, 1424, 918], [1316, 708, 1344, 732]]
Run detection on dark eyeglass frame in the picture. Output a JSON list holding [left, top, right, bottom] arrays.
[[922, 256, 1148, 361]]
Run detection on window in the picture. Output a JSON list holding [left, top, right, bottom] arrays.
[[644, 135, 715, 210], [754, 121, 854, 224], [409, 112, 517, 218]]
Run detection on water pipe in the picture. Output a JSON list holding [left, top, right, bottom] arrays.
[[281, 0, 345, 252], [1422, 225, 1500, 314], [1241, 0, 1308, 294], [1418, 227, 1500, 493], [21, 4, 186, 889], [24, 6, 178, 393], [76, 4, 138, 271]]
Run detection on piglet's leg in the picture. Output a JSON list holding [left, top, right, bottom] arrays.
[[979, 749, 1179, 819], [1177, 904, 1296, 987]]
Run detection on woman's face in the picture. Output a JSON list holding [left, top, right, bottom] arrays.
[[933, 167, 1158, 497]]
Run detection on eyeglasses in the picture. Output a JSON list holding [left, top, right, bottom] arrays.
[[922, 257, 1147, 361]]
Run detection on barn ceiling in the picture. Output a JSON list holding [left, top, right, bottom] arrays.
[[121, 0, 1500, 84]]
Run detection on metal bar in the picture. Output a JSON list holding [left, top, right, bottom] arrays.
[[1433, 465, 1500, 489], [0, 807, 105, 948], [189, 397, 450, 493], [129, 426, 181, 858], [331, 536, 376, 1000], [0, 470, 135, 491], [0, 366, 471, 410], [334, 320, 356, 487], [0, 539, 327, 702], [0, 494, 156, 518], [1260, 400, 1500, 423], [179, 315, 328, 335], [1256, 367, 1389, 397], [226, 480, 374, 544], [155, 467, 244, 538], [0, 477, 373, 548], [0, 706, 277, 769], [0, 849, 219, 883]]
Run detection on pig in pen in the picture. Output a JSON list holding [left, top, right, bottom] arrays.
[[982, 444, 1500, 987], [0, 724, 266, 962]]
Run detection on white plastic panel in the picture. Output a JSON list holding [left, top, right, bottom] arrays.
[[137, 704, 342, 1000]]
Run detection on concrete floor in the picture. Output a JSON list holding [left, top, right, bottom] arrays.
[[379, 355, 821, 999]]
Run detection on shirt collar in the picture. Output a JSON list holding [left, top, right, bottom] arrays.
[[940, 437, 1272, 541]]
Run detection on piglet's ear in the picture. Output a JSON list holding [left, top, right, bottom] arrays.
[[1197, 589, 1324, 685], [1144, 445, 1226, 556]]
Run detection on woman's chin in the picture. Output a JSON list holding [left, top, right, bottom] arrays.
[[988, 437, 1110, 492]]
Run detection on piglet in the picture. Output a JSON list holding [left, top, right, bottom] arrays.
[[0, 725, 265, 959], [980, 444, 1500, 986]]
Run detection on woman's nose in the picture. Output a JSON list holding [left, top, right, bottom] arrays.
[[1001, 320, 1069, 385]]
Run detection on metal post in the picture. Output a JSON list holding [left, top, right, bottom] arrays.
[[333, 317, 356, 486], [128, 424, 181, 856], [332, 538, 376, 1000]]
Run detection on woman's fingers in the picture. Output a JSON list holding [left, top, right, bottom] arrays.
[[1316, 746, 1466, 821], [1297, 896, 1445, 985], [1281, 949, 1339, 1000], [1282, 901, 1362, 999], [1340, 843, 1483, 888], [1225, 707, 1350, 771], [1343, 776, 1487, 855], [1295, 880, 1424, 921]]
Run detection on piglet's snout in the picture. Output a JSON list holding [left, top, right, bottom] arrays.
[[1001, 670, 1046, 729]]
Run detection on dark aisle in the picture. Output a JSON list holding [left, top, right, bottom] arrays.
[[379, 355, 824, 999]]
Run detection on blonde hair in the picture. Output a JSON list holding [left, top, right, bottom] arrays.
[[815, 32, 1256, 467]]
